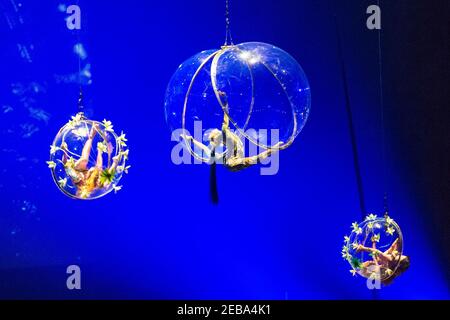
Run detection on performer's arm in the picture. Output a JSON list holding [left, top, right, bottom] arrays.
[[357, 245, 393, 263], [180, 134, 211, 157]]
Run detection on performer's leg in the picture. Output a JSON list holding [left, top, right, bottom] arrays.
[[254, 141, 283, 162], [96, 148, 103, 169], [357, 245, 392, 264], [75, 124, 98, 170], [385, 238, 399, 255]]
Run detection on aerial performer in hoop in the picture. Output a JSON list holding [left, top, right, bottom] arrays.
[[180, 91, 283, 172], [59, 124, 124, 198], [356, 238, 410, 285], [164, 1, 311, 203], [47, 3, 130, 200]]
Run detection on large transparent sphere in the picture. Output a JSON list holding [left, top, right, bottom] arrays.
[[48, 114, 129, 200], [342, 215, 405, 284], [164, 42, 311, 158]]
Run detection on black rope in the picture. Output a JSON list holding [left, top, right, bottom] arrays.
[[334, 14, 367, 220], [376, 0, 389, 217]]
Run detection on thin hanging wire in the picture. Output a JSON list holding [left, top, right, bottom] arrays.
[[376, 0, 389, 217], [76, 0, 84, 113], [224, 0, 234, 46], [334, 14, 367, 220]]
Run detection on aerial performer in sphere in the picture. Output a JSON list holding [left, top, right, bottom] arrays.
[[356, 238, 410, 285], [59, 124, 123, 198]]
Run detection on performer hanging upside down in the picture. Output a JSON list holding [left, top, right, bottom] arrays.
[[60, 124, 122, 198], [181, 91, 283, 171], [356, 238, 410, 285]]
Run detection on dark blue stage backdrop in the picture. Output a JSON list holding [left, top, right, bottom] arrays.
[[0, 0, 448, 299]]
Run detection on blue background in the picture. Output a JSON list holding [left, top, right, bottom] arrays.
[[0, 0, 448, 299]]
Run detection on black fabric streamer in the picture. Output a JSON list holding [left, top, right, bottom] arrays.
[[210, 150, 219, 204]]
